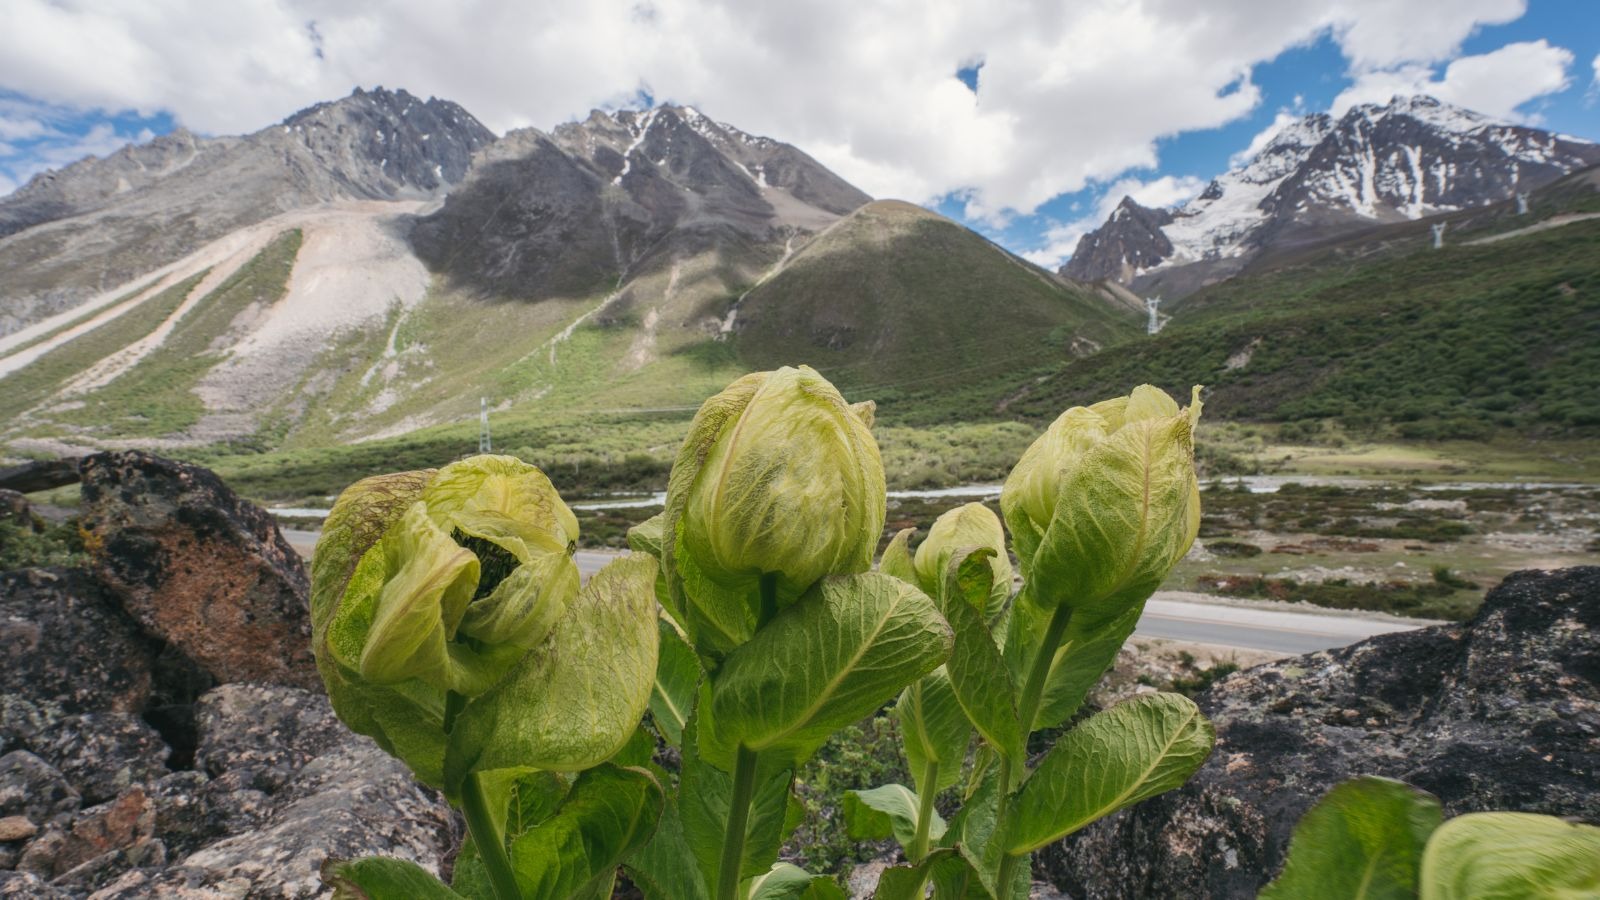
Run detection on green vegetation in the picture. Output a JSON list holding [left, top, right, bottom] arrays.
[[1017, 217, 1600, 436], [0, 518, 87, 570]]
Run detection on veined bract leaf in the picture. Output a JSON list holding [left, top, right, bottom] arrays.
[[1004, 596, 1142, 732], [322, 856, 464, 899], [1005, 693, 1214, 854], [844, 784, 945, 849], [446, 556, 659, 786], [650, 617, 699, 746], [895, 669, 971, 795], [678, 705, 795, 888], [622, 794, 709, 900], [507, 765, 665, 900], [939, 555, 1023, 763], [1259, 776, 1443, 900], [1419, 812, 1600, 900], [878, 528, 917, 586], [709, 572, 952, 765], [920, 503, 1011, 617], [746, 863, 847, 899]]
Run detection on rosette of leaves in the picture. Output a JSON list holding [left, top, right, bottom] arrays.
[[624, 367, 955, 900], [310, 455, 664, 900], [850, 386, 1217, 898]]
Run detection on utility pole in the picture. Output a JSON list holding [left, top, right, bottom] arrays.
[[1431, 222, 1447, 249], [478, 397, 492, 454], [1145, 296, 1163, 335]]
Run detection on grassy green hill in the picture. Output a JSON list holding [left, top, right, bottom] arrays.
[[1010, 182, 1600, 440], [734, 200, 1140, 424]]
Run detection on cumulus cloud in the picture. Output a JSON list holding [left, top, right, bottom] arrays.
[[1332, 40, 1573, 122], [0, 0, 1554, 218], [1022, 174, 1206, 269], [0, 97, 155, 196]]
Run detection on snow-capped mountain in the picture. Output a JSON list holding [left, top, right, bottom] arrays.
[[1062, 96, 1600, 293]]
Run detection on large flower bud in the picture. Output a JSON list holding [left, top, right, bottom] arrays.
[[1001, 385, 1202, 626], [664, 366, 886, 655], [910, 502, 1013, 616]]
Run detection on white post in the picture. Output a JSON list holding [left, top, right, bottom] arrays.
[[478, 397, 492, 454], [1431, 223, 1447, 249]]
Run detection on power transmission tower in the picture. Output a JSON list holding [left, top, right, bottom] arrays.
[[1145, 296, 1164, 335], [1431, 223, 1447, 249], [478, 397, 492, 454], [1515, 191, 1530, 215]]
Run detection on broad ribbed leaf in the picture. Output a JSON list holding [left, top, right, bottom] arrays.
[[650, 618, 699, 746], [419, 454, 578, 562], [323, 856, 464, 899], [710, 573, 952, 764], [622, 796, 710, 900], [895, 669, 971, 795], [678, 707, 795, 887], [1420, 813, 1600, 900], [921, 504, 1011, 616], [505, 765, 664, 900], [1004, 595, 1142, 731], [746, 863, 847, 899], [939, 565, 1022, 763], [446, 556, 659, 786], [1260, 776, 1442, 900], [452, 770, 574, 898], [879, 528, 918, 586], [844, 784, 945, 849], [1005, 693, 1214, 854]]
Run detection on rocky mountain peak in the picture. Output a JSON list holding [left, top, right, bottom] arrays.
[[1062, 95, 1600, 291]]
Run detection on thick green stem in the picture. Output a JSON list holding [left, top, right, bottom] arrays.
[[757, 572, 780, 628], [911, 759, 939, 862], [462, 770, 521, 900], [716, 745, 761, 900], [992, 602, 1074, 897]]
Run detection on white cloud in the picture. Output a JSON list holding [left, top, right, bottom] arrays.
[[0, 98, 153, 196], [1332, 40, 1573, 122], [1022, 174, 1205, 269], [0, 0, 1551, 219]]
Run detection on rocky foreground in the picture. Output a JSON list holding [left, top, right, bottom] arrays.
[[1, 451, 1596, 898]]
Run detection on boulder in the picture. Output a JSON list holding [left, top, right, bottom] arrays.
[[0, 751, 80, 826], [77, 451, 316, 689], [0, 568, 155, 714], [1039, 567, 1600, 899]]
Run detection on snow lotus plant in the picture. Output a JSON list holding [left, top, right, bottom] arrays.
[[845, 384, 1216, 898], [1263, 776, 1600, 899], [310, 455, 665, 900]]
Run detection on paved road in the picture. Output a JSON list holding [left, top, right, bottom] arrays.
[[284, 531, 1421, 655]]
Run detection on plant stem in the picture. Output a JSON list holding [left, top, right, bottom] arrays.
[[757, 572, 779, 627], [992, 602, 1074, 898], [716, 745, 761, 900], [461, 771, 521, 900], [911, 759, 939, 862]]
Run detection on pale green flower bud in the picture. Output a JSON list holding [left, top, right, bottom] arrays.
[[1001, 385, 1202, 626], [912, 502, 1012, 615], [664, 366, 886, 655]]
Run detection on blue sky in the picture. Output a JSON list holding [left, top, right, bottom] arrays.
[[1, 0, 1597, 267]]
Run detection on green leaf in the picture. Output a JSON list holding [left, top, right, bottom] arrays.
[[627, 513, 666, 558], [622, 796, 711, 900], [452, 770, 574, 898], [895, 669, 972, 795], [678, 705, 796, 887], [710, 572, 952, 765], [746, 863, 847, 899], [879, 528, 918, 587], [1260, 776, 1443, 900], [506, 764, 665, 900], [322, 856, 464, 899], [446, 556, 660, 787], [419, 454, 579, 563], [1420, 812, 1600, 900], [650, 617, 700, 746], [1003, 595, 1141, 732], [922, 504, 1012, 618], [939, 573, 1022, 763], [1004, 692, 1214, 854], [844, 784, 946, 850]]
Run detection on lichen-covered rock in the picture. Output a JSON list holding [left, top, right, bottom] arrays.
[[0, 870, 72, 898], [192, 685, 346, 780], [1039, 567, 1600, 899], [0, 750, 80, 826], [78, 451, 316, 689], [0, 568, 156, 714], [28, 714, 170, 806]]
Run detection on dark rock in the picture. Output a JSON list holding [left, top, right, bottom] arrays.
[[29, 714, 169, 806], [0, 815, 36, 841], [1039, 567, 1600, 899], [0, 568, 156, 714], [48, 788, 155, 877], [51, 838, 165, 894], [0, 751, 79, 826], [78, 451, 316, 689], [0, 458, 80, 496], [0, 871, 72, 898], [0, 490, 33, 527], [143, 772, 211, 859], [15, 825, 66, 878]]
